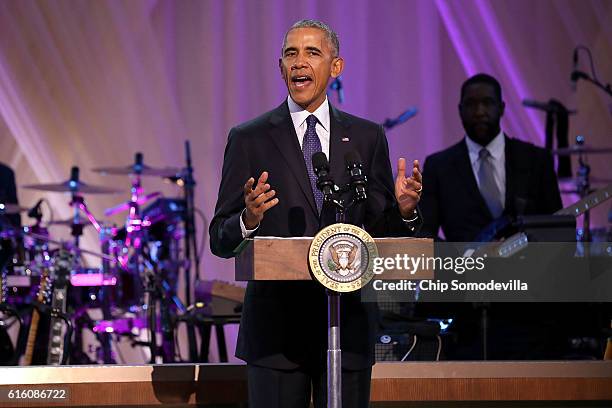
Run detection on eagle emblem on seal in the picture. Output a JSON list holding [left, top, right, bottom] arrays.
[[328, 240, 360, 276]]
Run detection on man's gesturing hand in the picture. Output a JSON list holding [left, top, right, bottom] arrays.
[[395, 158, 422, 219], [243, 171, 279, 229]]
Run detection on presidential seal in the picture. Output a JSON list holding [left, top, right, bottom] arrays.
[[308, 223, 378, 292]]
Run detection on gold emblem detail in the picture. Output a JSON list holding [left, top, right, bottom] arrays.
[[308, 223, 378, 292]]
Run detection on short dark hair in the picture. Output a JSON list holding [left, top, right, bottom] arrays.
[[282, 19, 340, 57], [460, 73, 503, 102]]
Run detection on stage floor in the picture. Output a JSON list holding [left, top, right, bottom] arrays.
[[0, 361, 611, 407]]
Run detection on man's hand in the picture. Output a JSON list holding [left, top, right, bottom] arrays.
[[395, 158, 422, 219], [243, 171, 279, 229]]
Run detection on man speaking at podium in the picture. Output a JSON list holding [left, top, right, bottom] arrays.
[[210, 19, 422, 408]]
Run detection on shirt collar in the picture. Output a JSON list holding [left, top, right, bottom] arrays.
[[287, 95, 330, 132], [465, 130, 505, 164]]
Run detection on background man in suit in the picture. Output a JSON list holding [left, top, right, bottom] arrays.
[[0, 162, 21, 230], [419, 73, 562, 242], [210, 19, 422, 408], [0, 162, 20, 363], [417, 73, 564, 360]]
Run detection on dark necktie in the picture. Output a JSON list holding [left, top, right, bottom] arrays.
[[478, 148, 503, 218], [303, 115, 324, 212]]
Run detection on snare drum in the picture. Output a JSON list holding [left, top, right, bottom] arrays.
[[21, 225, 52, 269]]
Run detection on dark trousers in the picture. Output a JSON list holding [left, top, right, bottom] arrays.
[[247, 364, 371, 408]]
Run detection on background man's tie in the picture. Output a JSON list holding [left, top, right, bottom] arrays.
[[478, 148, 503, 218]]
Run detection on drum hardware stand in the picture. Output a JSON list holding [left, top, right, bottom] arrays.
[[96, 285, 116, 364], [140, 255, 184, 363], [142, 262, 159, 363], [66, 167, 90, 249], [120, 153, 161, 363], [159, 283, 176, 362], [70, 308, 104, 364], [141, 251, 179, 363], [67, 167, 117, 363], [574, 136, 592, 242]]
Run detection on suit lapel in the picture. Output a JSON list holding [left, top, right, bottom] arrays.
[[268, 102, 318, 216], [504, 135, 514, 213], [504, 135, 529, 215], [454, 139, 492, 217]]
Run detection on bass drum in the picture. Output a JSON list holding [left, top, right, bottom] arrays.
[[68, 266, 141, 311]]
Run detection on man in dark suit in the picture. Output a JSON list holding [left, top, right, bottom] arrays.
[[210, 19, 422, 408], [417, 73, 564, 360], [419, 73, 562, 242]]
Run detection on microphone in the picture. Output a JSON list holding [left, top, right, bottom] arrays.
[[382, 107, 418, 130], [27, 199, 44, 220], [134, 152, 144, 174], [571, 70, 588, 86], [311, 152, 335, 202], [68, 166, 80, 192], [329, 77, 344, 104], [344, 151, 367, 202]]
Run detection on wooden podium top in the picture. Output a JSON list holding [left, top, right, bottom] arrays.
[[235, 236, 434, 281]]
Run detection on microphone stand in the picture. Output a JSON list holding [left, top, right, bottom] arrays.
[[182, 141, 201, 361], [182, 140, 199, 305], [572, 71, 612, 98], [322, 178, 366, 408], [326, 197, 344, 408]]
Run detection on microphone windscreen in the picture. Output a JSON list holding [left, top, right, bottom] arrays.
[[312, 152, 329, 172], [70, 166, 80, 182]]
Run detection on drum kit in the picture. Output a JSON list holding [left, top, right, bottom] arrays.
[[552, 135, 612, 243], [0, 151, 196, 365]]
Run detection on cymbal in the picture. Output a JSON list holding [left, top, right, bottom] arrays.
[[104, 191, 162, 217], [92, 164, 181, 178], [22, 180, 121, 194], [0, 203, 28, 214], [552, 145, 612, 155]]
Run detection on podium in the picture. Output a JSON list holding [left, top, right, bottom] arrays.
[[235, 236, 433, 281], [235, 235, 433, 407]]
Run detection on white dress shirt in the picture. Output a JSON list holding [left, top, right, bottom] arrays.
[[465, 130, 506, 208], [287, 95, 331, 158], [240, 96, 331, 237]]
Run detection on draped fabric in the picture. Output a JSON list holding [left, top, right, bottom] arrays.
[[0, 0, 610, 360]]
